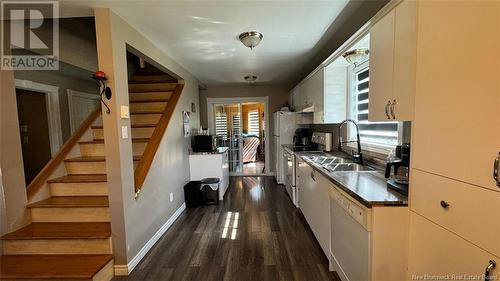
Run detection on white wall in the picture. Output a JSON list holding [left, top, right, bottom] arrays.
[[94, 8, 200, 272]]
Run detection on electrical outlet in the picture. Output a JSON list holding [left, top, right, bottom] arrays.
[[169, 192, 173, 202]]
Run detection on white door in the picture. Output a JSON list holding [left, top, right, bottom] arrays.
[[67, 90, 99, 134]]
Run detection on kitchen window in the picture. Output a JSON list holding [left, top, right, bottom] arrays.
[[347, 56, 400, 153]]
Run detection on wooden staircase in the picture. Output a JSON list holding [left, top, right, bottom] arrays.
[[0, 71, 182, 280]]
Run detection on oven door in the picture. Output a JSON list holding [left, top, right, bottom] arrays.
[[284, 150, 296, 206]]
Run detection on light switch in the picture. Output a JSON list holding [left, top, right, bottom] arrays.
[[121, 126, 129, 139], [120, 106, 130, 119]]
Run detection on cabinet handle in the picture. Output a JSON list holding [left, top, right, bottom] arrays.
[[390, 99, 397, 119], [310, 171, 316, 182], [494, 152, 499, 187], [440, 200, 450, 209], [485, 260, 496, 281], [385, 101, 391, 119]]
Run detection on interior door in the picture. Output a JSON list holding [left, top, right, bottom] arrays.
[[16, 89, 52, 185], [213, 103, 243, 174], [67, 90, 99, 134]]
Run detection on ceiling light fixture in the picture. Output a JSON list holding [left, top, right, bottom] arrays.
[[342, 48, 369, 66], [244, 75, 257, 83], [239, 31, 263, 50]]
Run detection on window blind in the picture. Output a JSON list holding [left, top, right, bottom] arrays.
[[248, 111, 260, 136], [215, 113, 228, 139], [353, 67, 399, 147]]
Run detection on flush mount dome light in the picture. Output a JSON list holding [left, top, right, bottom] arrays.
[[244, 75, 257, 82], [239, 31, 263, 50], [342, 48, 369, 66]]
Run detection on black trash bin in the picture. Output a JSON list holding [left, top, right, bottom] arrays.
[[184, 181, 202, 208], [201, 178, 220, 205]]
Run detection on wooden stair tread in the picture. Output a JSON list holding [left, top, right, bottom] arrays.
[[48, 174, 107, 183], [129, 99, 168, 103], [27, 196, 109, 208], [65, 156, 105, 163], [79, 138, 150, 144], [65, 156, 141, 162], [130, 111, 163, 115], [92, 124, 157, 129], [0, 254, 113, 279], [1, 222, 111, 240], [129, 82, 176, 85]]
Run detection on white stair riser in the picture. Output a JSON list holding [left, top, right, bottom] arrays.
[[3, 238, 112, 255], [50, 182, 108, 197], [31, 207, 110, 222]]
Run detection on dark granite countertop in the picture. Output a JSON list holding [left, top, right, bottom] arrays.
[[293, 150, 408, 208], [189, 147, 229, 155]]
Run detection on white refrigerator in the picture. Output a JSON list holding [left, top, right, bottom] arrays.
[[273, 111, 303, 184]]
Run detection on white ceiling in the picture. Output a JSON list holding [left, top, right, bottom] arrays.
[[60, 1, 349, 85]]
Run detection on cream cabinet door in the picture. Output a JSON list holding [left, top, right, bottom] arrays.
[[308, 68, 325, 124], [408, 212, 499, 279], [392, 0, 417, 121], [368, 8, 395, 122], [412, 1, 500, 191], [369, 1, 417, 122]]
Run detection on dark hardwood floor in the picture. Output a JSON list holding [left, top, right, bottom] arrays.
[[114, 176, 340, 281]]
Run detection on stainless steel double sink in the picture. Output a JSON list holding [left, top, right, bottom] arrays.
[[303, 155, 377, 172]]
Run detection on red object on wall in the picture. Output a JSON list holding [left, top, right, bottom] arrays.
[[93, 70, 107, 81]]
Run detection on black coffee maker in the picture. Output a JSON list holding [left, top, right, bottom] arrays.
[[385, 144, 410, 196], [293, 128, 313, 146]]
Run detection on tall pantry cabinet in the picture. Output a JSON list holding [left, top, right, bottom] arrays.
[[408, 0, 499, 279]]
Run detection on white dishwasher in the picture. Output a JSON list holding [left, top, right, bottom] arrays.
[[330, 186, 372, 281]]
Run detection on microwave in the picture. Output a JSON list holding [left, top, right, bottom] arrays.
[[192, 135, 217, 152]]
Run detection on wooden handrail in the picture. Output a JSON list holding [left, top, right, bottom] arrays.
[[134, 83, 184, 195], [27, 106, 102, 201]]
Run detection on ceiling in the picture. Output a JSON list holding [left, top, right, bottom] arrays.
[[60, 1, 349, 85]]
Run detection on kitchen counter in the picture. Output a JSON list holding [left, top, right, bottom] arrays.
[[293, 150, 408, 208], [189, 147, 229, 200], [189, 147, 228, 155]]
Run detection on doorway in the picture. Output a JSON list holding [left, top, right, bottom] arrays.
[[16, 89, 53, 184], [207, 97, 270, 176]]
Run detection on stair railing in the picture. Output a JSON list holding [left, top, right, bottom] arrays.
[[26, 106, 102, 202], [134, 83, 184, 197]]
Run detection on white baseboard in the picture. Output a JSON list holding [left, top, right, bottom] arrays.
[[114, 202, 186, 276]]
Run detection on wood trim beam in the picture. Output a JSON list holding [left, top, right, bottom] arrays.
[[134, 83, 184, 195], [26, 106, 102, 202]]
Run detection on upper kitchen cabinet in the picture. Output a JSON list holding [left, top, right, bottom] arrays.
[[304, 68, 326, 124], [412, 1, 500, 191], [324, 60, 347, 124], [369, 0, 417, 122], [290, 66, 346, 124]]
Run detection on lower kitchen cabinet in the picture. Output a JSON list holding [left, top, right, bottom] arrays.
[[409, 212, 499, 280], [297, 158, 408, 281]]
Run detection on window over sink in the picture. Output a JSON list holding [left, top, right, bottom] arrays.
[[337, 33, 402, 153]]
